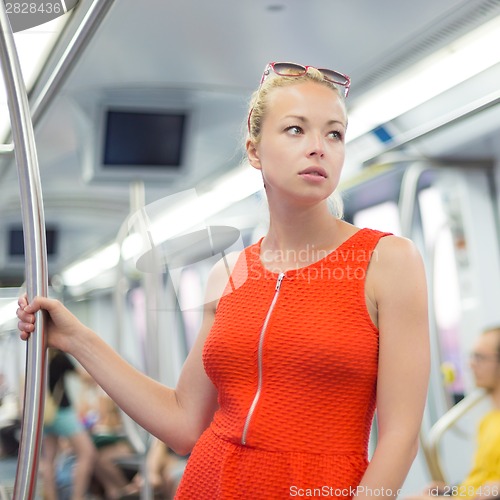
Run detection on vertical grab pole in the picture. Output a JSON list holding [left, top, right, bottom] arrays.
[[0, 4, 49, 500]]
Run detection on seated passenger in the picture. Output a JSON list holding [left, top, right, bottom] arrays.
[[407, 327, 500, 500], [120, 437, 183, 499], [77, 371, 135, 499]]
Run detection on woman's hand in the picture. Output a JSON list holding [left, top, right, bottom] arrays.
[[17, 295, 87, 352]]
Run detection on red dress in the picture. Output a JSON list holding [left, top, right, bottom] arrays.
[[175, 228, 390, 499]]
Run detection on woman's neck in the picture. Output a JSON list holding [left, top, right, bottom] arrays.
[[260, 200, 348, 274], [266, 200, 338, 246]]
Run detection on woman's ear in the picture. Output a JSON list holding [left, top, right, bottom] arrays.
[[246, 139, 261, 170]]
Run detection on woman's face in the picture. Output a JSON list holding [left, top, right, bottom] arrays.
[[247, 80, 347, 206]]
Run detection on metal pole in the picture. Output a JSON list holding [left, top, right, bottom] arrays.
[[0, 0, 116, 164], [0, 4, 48, 500]]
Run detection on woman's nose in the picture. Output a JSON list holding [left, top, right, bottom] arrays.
[[307, 134, 325, 157]]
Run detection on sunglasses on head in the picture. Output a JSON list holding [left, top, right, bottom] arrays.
[[260, 62, 351, 97], [247, 61, 351, 133]]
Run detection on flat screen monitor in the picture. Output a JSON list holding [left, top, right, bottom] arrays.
[[84, 102, 190, 184], [103, 110, 186, 168], [8, 226, 58, 257]]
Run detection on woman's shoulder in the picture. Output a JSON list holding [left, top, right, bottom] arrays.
[[335, 220, 397, 250], [208, 238, 262, 280], [208, 249, 242, 278], [367, 231, 426, 295], [204, 247, 249, 308], [336, 220, 416, 255], [342, 221, 423, 276], [371, 232, 422, 265]]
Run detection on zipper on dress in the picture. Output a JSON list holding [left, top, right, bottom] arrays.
[[241, 272, 285, 445]]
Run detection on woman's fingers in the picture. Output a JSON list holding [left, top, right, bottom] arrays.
[[19, 330, 31, 341], [17, 303, 36, 323], [18, 294, 28, 310], [17, 314, 36, 340], [18, 318, 35, 330], [21, 296, 46, 314], [17, 296, 44, 339], [17, 296, 81, 350]]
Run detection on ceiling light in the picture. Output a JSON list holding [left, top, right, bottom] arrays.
[[62, 243, 120, 287], [62, 166, 263, 287], [0, 15, 68, 140], [346, 15, 500, 142]]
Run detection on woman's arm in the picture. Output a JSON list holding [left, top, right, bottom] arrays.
[[17, 255, 234, 455], [355, 236, 430, 499]]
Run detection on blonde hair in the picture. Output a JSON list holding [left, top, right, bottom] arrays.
[[246, 66, 345, 218], [247, 67, 346, 143]]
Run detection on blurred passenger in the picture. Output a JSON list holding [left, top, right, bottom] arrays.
[[0, 372, 21, 457], [17, 62, 430, 498], [406, 327, 500, 500], [123, 438, 183, 499], [0, 373, 8, 398], [78, 371, 135, 499], [41, 349, 96, 500]]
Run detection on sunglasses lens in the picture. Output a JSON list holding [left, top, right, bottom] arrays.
[[272, 62, 306, 76], [318, 69, 350, 86], [261, 62, 350, 98]]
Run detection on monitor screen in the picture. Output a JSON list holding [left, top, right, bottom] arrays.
[[102, 110, 186, 168], [8, 227, 58, 256]]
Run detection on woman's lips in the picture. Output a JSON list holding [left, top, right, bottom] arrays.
[[299, 166, 327, 179]]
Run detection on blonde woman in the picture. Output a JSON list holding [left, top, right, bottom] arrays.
[[19, 63, 429, 498]]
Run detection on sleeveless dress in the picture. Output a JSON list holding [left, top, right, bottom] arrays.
[[175, 228, 390, 499]]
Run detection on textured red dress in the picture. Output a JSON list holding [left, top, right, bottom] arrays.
[[175, 228, 390, 499]]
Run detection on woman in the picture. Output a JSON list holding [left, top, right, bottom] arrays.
[[42, 349, 95, 500], [18, 62, 429, 498]]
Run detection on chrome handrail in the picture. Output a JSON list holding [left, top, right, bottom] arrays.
[[398, 162, 452, 479], [421, 389, 487, 482], [0, 3, 48, 499], [399, 163, 449, 418], [0, 1, 117, 497]]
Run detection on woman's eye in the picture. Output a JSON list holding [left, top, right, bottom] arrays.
[[285, 125, 302, 135], [328, 130, 344, 141]]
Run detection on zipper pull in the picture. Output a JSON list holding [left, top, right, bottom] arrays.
[[275, 272, 285, 291]]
